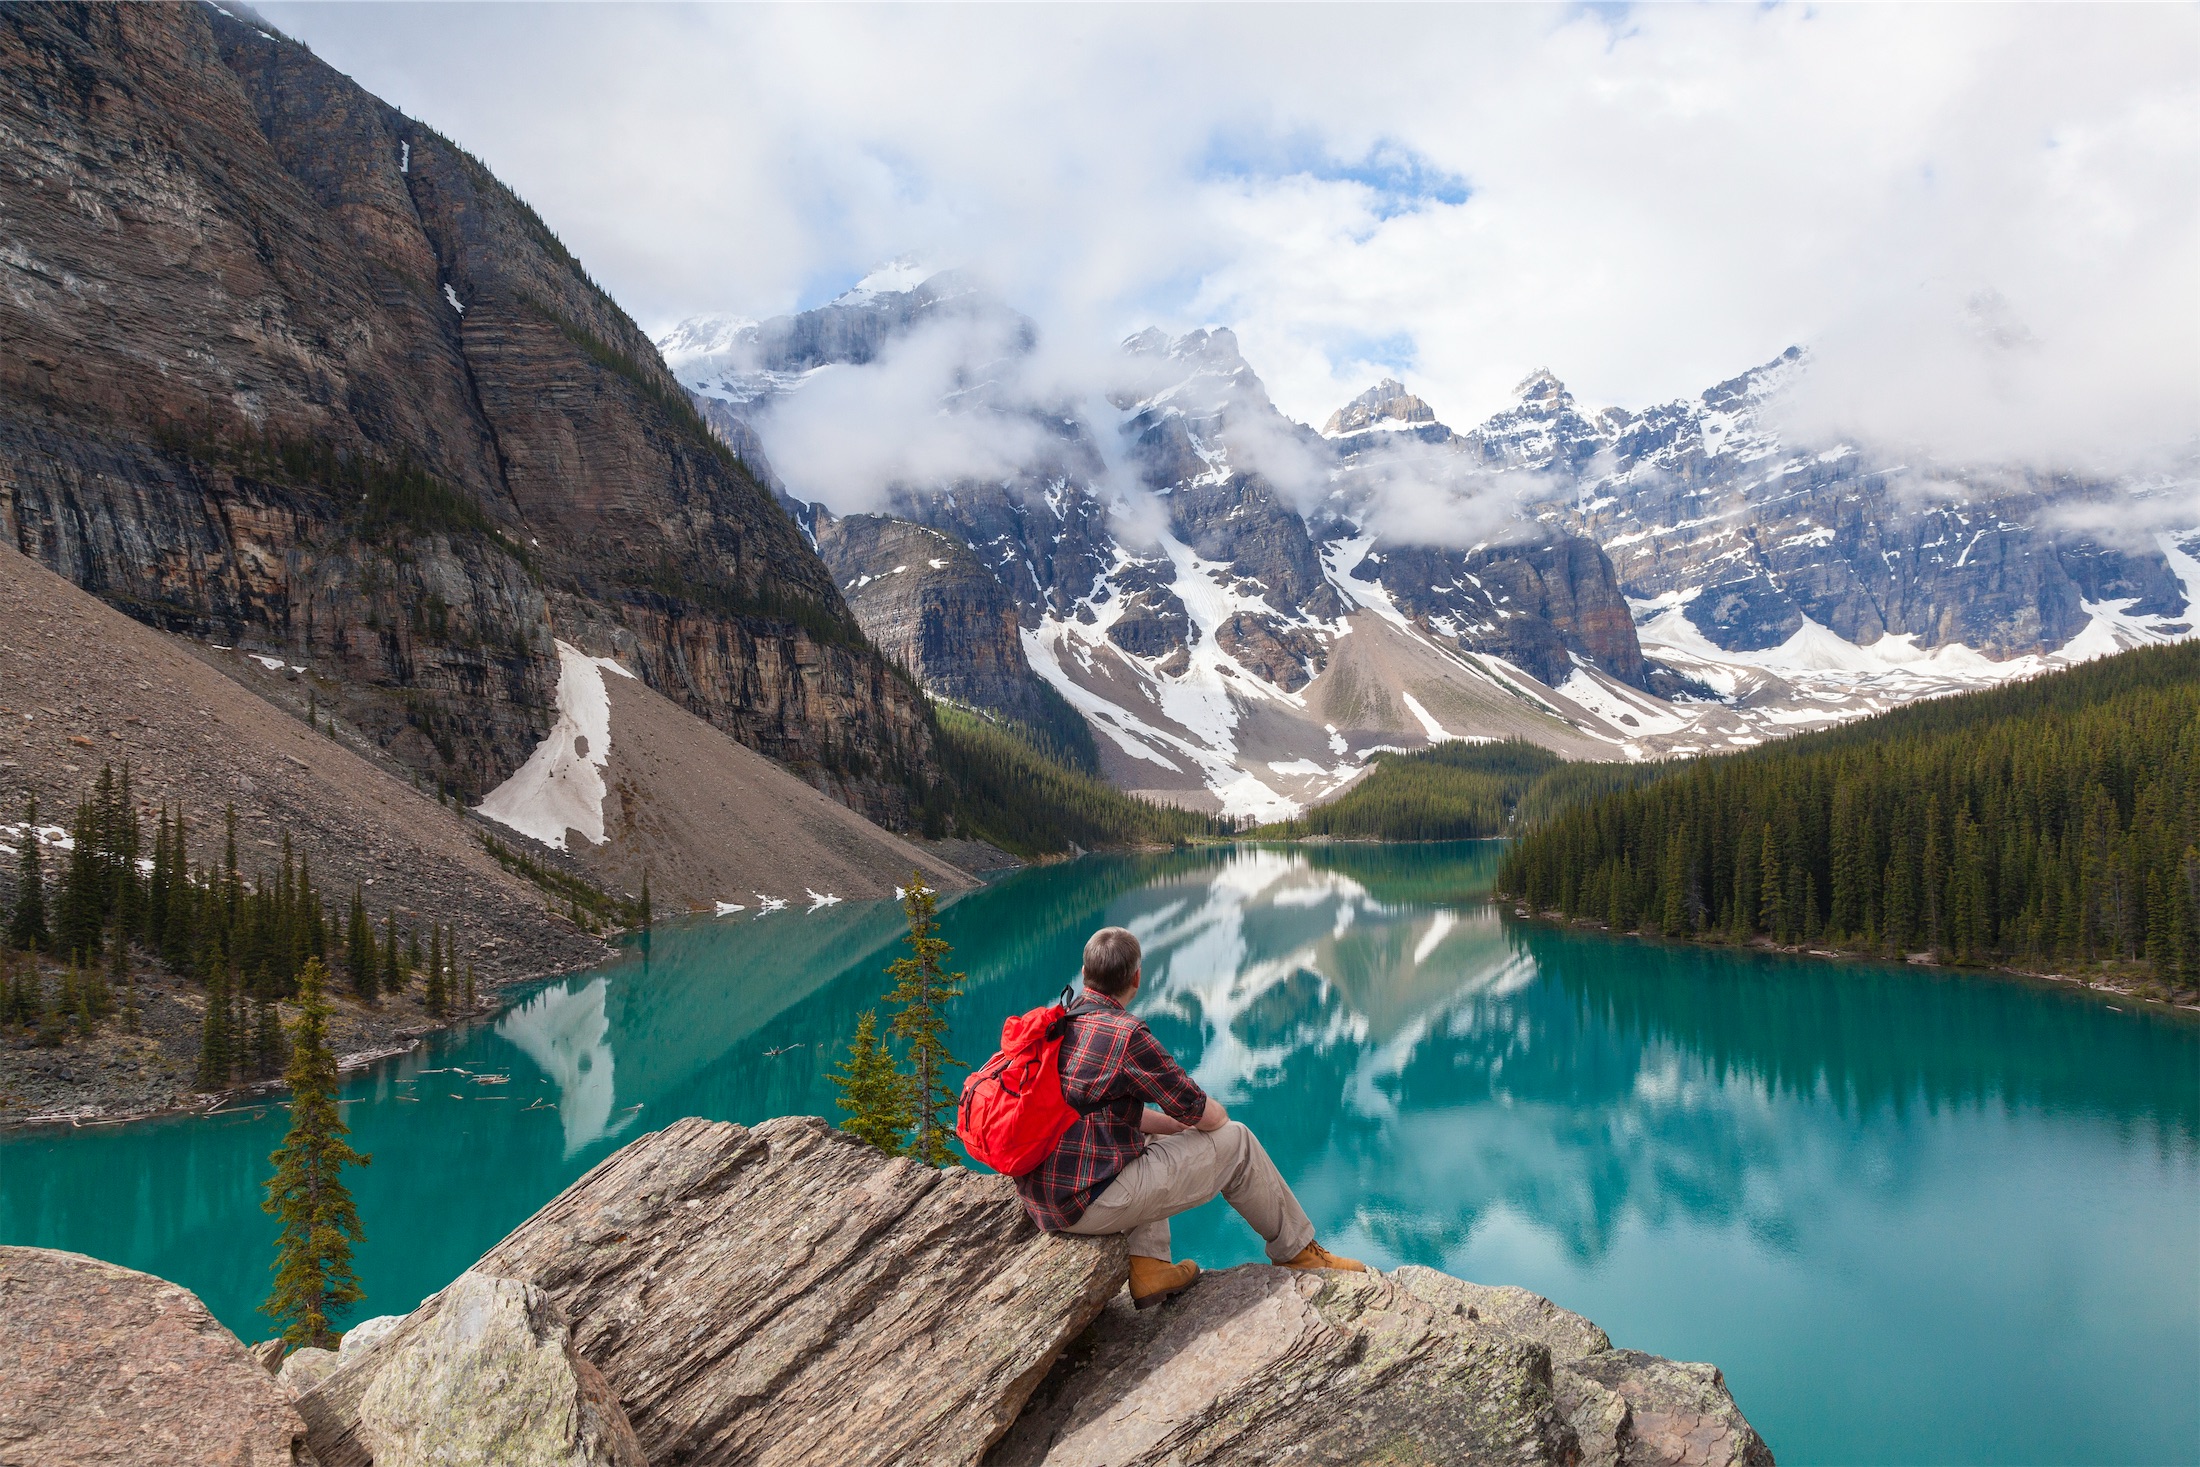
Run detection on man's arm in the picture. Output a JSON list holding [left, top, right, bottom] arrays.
[[1140, 1106, 1186, 1135], [1120, 1024, 1211, 1130], [1193, 1095, 1228, 1132]]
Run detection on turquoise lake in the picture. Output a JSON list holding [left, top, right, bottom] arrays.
[[3, 842, 2196, 1464]]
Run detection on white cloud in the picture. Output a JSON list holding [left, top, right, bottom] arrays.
[[263, 2, 2199, 475]]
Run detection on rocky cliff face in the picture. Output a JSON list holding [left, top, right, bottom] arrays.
[[0, 3, 934, 823], [812, 512, 1088, 750]]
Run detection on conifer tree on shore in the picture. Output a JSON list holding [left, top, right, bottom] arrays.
[[830, 1009, 912, 1154], [262, 957, 369, 1349], [8, 794, 48, 952], [884, 874, 966, 1167], [198, 957, 232, 1089]]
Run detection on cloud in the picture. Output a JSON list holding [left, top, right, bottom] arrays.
[[262, 1, 2199, 477], [749, 313, 1056, 514]]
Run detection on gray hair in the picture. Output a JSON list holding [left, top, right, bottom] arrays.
[[1082, 926, 1142, 996]]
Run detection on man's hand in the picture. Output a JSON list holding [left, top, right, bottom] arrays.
[[1140, 1107, 1188, 1136], [1194, 1096, 1228, 1132]]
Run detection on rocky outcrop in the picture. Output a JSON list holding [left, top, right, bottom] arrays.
[[298, 1115, 1128, 1467], [1324, 377, 1452, 444], [0, 1245, 309, 1466], [0, 3, 935, 822], [1353, 532, 1650, 690], [815, 512, 1088, 752], [354, 1272, 644, 1467], [992, 1264, 1770, 1467], [1392, 1267, 1773, 1467], [16, 1118, 1766, 1466]]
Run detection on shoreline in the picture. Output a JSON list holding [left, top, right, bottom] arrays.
[[1503, 904, 2200, 1015], [0, 944, 614, 1134]]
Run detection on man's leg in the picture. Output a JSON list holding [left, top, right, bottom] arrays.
[[1064, 1123, 1316, 1264]]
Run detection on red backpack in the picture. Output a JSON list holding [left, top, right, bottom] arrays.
[[957, 990, 1106, 1176]]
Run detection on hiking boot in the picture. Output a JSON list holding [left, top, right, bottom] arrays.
[[1129, 1255, 1201, 1310], [1280, 1242, 1368, 1273]]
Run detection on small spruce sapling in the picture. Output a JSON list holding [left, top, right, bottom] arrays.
[[883, 873, 966, 1168], [830, 1009, 912, 1154], [261, 957, 369, 1348]]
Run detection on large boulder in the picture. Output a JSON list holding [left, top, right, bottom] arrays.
[[1394, 1266, 1774, 1467], [991, 1264, 1774, 1467], [0, 1245, 308, 1467], [354, 1271, 643, 1467], [300, 1116, 1128, 1467]]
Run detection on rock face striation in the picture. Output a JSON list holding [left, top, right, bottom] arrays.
[[814, 512, 1092, 756], [279, 1114, 1766, 1467], [0, 1245, 308, 1467], [0, 4, 934, 822], [992, 1264, 1771, 1467], [298, 1115, 1129, 1467]]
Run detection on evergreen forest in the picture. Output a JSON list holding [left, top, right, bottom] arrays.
[[929, 704, 1226, 855], [1257, 738, 1660, 841], [1497, 643, 2200, 995], [3, 764, 472, 1087]]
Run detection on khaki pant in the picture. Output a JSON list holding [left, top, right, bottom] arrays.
[[1062, 1121, 1315, 1263]]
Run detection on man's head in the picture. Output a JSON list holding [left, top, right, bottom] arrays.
[[1082, 926, 1142, 997]]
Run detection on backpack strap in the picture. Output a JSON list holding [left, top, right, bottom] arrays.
[[1048, 984, 1112, 1039]]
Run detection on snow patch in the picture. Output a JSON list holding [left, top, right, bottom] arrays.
[[474, 641, 635, 850]]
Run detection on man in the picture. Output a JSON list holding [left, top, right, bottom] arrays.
[[1015, 925, 1366, 1309]]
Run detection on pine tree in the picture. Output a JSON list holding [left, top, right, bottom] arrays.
[[161, 808, 193, 973], [1758, 823, 1786, 942], [830, 1009, 912, 1154], [8, 794, 49, 952], [638, 871, 652, 928], [344, 888, 377, 1002], [463, 961, 476, 1011], [252, 989, 283, 1080], [198, 957, 231, 1089], [54, 794, 105, 963], [261, 957, 369, 1349], [883, 874, 966, 1167]]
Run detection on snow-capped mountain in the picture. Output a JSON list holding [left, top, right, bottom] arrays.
[[656, 269, 2199, 820]]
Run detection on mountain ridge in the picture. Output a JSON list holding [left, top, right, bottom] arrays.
[[660, 267, 2197, 820]]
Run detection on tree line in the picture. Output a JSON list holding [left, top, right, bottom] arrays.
[[1498, 643, 2200, 994], [929, 704, 1228, 856], [1256, 738, 1660, 842], [4, 763, 474, 1086]]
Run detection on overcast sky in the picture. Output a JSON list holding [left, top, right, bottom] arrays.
[[260, 2, 2197, 469]]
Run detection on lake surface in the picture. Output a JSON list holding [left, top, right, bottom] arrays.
[[3, 843, 2196, 1464]]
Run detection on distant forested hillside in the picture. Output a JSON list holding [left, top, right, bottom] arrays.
[[930, 705, 1222, 857], [1499, 644, 2200, 997], [1258, 740, 1659, 841]]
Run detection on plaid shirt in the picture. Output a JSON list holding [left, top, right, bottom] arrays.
[[1015, 988, 1209, 1232]]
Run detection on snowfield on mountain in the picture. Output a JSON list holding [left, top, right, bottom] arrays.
[[659, 267, 2199, 819]]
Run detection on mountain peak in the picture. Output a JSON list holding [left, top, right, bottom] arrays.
[[831, 256, 934, 307], [1324, 378, 1439, 437], [1513, 368, 1572, 409]]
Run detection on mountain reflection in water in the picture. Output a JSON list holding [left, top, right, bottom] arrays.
[[2, 841, 2193, 1466]]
